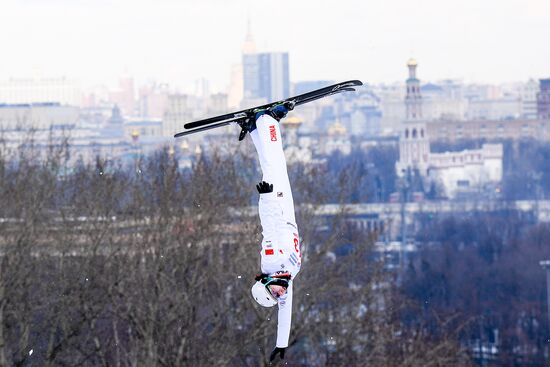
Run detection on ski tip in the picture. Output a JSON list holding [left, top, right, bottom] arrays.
[[337, 80, 363, 89], [336, 87, 356, 94]]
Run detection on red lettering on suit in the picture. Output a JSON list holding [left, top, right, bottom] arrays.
[[293, 233, 301, 258], [269, 125, 277, 141]]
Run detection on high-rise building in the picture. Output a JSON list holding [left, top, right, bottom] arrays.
[[228, 64, 244, 109], [162, 94, 193, 137], [239, 19, 289, 105], [242, 53, 261, 101], [537, 78, 550, 119], [521, 79, 539, 120], [421, 80, 468, 121], [138, 83, 169, 119], [398, 59, 429, 176], [109, 76, 136, 117], [242, 19, 257, 55], [375, 83, 406, 134], [227, 19, 255, 109], [207, 93, 228, 115], [243, 52, 290, 103]]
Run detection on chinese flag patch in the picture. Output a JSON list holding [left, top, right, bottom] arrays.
[[265, 249, 274, 255]]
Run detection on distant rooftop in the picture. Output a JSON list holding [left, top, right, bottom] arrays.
[[421, 83, 444, 92], [0, 102, 62, 108]]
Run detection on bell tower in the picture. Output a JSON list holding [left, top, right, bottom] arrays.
[[397, 59, 430, 177], [405, 58, 422, 120]]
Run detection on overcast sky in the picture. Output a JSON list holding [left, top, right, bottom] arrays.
[[1, 0, 549, 91]]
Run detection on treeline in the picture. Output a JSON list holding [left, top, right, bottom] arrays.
[[323, 137, 550, 203], [312, 145, 399, 203], [0, 141, 470, 366], [405, 211, 550, 366]]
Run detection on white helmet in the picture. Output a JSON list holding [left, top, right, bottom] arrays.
[[251, 281, 278, 307], [251, 272, 291, 307]]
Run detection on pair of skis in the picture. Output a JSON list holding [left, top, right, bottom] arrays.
[[174, 80, 363, 140]]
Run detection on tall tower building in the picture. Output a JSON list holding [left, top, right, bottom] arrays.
[[405, 58, 422, 120], [397, 59, 429, 177], [242, 53, 261, 101], [228, 64, 244, 109], [242, 52, 290, 103], [520, 79, 539, 120], [242, 19, 257, 55], [240, 19, 289, 105], [228, 21, 255, 109], [537, 78, 550, 119], [396, 123, 430, 177], [109, 76, 136, 117], [259, 52, 290, 101], [241, 19, 259, 103], [162, 94, 193, 137]]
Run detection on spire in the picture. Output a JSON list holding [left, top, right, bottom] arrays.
[[242, 18, 256, 54]]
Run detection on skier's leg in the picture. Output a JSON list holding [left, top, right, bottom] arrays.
[[250, 114, 296, 226]]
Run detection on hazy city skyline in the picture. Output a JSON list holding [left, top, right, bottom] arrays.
[[1, 0, 549, 93]]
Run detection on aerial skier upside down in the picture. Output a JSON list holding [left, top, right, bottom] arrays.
[[174, 80, 363, 361], [248, 103, 301, 362], [174, 81, 362, 362]]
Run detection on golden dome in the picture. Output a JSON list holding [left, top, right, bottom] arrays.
[[407, 58, 418, 67], [283, 115, 303, 126], [328, 121, 347, 135]]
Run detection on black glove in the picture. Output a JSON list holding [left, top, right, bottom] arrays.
[[269, 347, 285, 362], [256, 181, 273, 194]]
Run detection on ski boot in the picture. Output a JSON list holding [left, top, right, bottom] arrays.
[[267, 101, 295, 121], [237, 112, 257, 141], [237, 101, 295, 141]]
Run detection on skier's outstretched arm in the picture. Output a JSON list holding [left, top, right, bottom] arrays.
[[268, 282, 293, 362], [276, 281, 293, 348]]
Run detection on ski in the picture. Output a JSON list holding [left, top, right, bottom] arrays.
[[172, 120, 236, 137], [174, 80, 362, 138]]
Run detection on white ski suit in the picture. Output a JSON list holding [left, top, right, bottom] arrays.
[[250, 114, 302, 348]]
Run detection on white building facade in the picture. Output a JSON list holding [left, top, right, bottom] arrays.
[[0, 103, 79, 130], [396, 121, 503, 198], [0, 77, 81, 106], [428, 144, 503, 197]]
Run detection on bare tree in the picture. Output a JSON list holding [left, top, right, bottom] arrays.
[[0, 138, 474, 367]]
